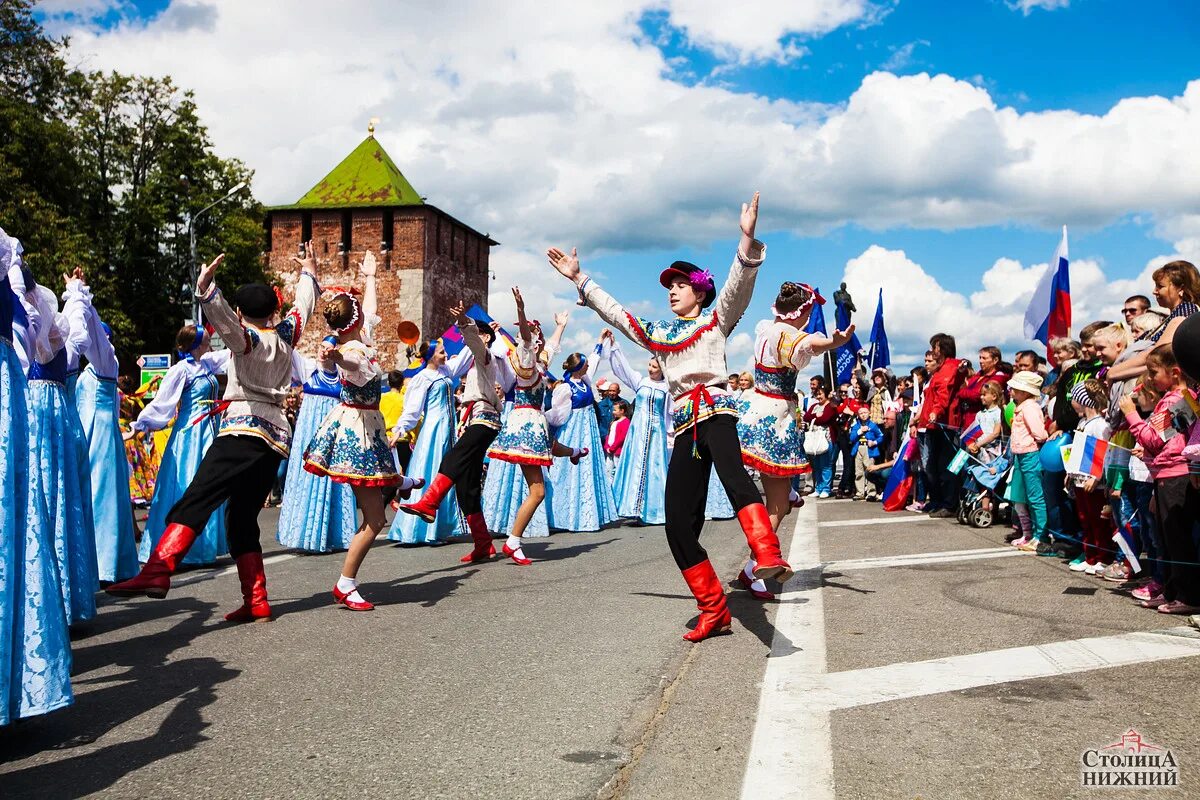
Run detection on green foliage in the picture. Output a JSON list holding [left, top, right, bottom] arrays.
[[0, 0, 268, 367]]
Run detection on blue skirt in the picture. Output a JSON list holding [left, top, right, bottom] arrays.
[[481, 459, 548, 538], [277, 394, 358, 552], [140, 417, 227, 566], [548, 408, 618, 532], [28, 379, 99, 624], [75, 369, 139, 583], [3, 345, 73, 725], [705, 465, 735, 520], [388, 406, 465, 544], [612, 415, 668, 526]]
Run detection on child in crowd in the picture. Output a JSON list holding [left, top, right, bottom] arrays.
[[1066, 380, 1114, 575], [1120, 346, 1200, 614], [1007, 371, 1050, 552], [849, 406, 883, 501], [965, 380, 1006, 519], [604, 399, 630, 464]]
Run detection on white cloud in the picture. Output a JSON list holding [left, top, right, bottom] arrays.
[[1007, 0, 1070, 15], [880, 39, 929, 72]]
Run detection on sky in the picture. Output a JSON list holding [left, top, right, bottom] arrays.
[[35, 0, 1200, 378]]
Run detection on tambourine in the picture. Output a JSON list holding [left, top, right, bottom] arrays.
[[397, 320, 421, 345]]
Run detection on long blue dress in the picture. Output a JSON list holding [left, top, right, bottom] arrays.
[[28, 350, 99, 624], [138, 358, 228, 565], [76, 364, 140, 583], [277, 367, 358, 552], [705, 463, 736, 520], [548, 378, 618, 532], [2, 269, 73, 725], [604, 344, 670, 525], [481, 400, 549, 538], [389, 371, 465, 543]]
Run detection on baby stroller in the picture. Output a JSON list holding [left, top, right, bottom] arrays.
[[957, 440, 1012, 529]]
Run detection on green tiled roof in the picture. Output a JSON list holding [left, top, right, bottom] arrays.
[[273, 136, 423, 209]]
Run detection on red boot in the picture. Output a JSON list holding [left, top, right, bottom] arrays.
[[398, 473, 454, 523], [224, 552, 272, 623], [737, 504, 794, 584], [681, 560, 732, 642], [460, 512, 496, 563], [105, 523, 198, 598]]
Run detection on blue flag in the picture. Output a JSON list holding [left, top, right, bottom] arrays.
[[868, 288, 889, 370], [804, 286, 828, 336], [834, 296, 862, 385]]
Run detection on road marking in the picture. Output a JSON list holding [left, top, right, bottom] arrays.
[[820, 515, 936, 528], [826, 547, 1023, 571], [741, 499, 834, 800], [791, 627, 1200, 713]]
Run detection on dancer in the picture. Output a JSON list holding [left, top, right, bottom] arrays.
[[25, 270, 99, 624], [303, 282, 421, 611], [736, 283, 852, 598], [1, 230, 73, 725], [599, 330, 671, 525], [132, 324, 231, 565], [277, 256, 383, 554], [484, 289, 585, 565], [106, 247, 319, 623], [548, 192, 794, 642], [398, 302, 512, 563], [548, 347, 618, 532]]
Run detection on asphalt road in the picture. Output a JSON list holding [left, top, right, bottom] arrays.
[[3, 497, 1198, 799]]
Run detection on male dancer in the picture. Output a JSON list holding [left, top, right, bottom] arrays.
[[547, 192, 793, 641], [397, 302, 511, 563], [107, 245, 319, 622]]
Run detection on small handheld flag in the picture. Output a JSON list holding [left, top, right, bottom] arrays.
[[1113, 522, 1141, 574], [961, 421, 984, 447], [947, 449, 971, 474], [1065, 433, 1110, 479]]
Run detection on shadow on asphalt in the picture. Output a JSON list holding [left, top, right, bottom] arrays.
[[0, 597, 239, 798]]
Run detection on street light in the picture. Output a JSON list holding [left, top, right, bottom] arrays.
[[187, 180, 249, 324]]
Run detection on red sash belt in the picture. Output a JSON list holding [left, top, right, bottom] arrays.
[[676, 385, 715, 457]]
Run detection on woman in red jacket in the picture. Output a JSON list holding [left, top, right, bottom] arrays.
[[803, 385, 838, 497], [956, 346, 1010, 429]]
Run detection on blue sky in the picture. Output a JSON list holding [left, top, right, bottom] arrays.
[[39, 0, 1200, 368]]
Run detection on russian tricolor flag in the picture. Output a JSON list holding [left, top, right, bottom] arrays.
[[882, 435, 917, 512], [1023, 226, 1072, 366], [1066, 433, 1109, 479], [961, 420, 984, 446]]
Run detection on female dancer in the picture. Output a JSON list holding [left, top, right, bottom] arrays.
[[25, 270, 99, 623], [600, 330, 670, 525], [398, 303, 513, 563], [736, 283, 851, 598], [303, 288, 422, 611], [485, 289, 585, 565], [1, 230, 73, 725], [278, 255, 383, 553], [133, 324, 231, 565], [548, 348, 618, 531], [549, 192, 793, 642]]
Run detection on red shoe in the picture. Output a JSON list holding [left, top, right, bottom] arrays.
[[502, 540, 532, 566], [398, 473, 453, 523], [737, 503, 794, 584], [681, 560, 732, 642], [105, 523, 198, 598], [737, 570, 776, 601], [570, 448, 589, 465], [460, 512, 496, 563], [397, 476, 426, 501], [332, 583, 374, 611], [224, 552, 272, 623]]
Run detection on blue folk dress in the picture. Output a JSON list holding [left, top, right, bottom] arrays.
[[388, 368, 465, 543], [547, 375, 618, 532], [135, 351, 230, 565], [2, 264, 73, 725], [603, 342, 670, 525], [481, 399, 549, 538], [278, 362, 358, 552]]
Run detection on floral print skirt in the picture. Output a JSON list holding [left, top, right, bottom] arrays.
[[303, 404, 399, 487], [736, 392, 810, 477]]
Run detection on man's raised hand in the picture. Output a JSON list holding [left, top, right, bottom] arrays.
[[740, 191, 760, 240], [547, 247, 581, 281], [291, 240, 318, 276], [197, 254, 225, 295]]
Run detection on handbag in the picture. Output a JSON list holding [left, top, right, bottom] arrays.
[[803, 404, 832, 457]]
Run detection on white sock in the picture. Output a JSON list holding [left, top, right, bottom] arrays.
[[744, 560, 757, 580], [572, 447, 586, 458], [789, 489, 801, 505], [744, 561, 767, 591], [337, 575, 357, 593], [400, 476, 419, 491], [506, 535, 526, 558]]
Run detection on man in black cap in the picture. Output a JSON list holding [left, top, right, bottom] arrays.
[[108, 244, 320, 623]]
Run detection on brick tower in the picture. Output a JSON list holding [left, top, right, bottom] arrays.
[[265, 125, 497, 369]]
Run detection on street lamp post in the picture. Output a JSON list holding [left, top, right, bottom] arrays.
[[187, 180, 248, 324]]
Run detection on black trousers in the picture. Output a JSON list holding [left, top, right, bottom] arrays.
[[664, 415, 761, 571], [167, 435, 283, 559], [1155, 476, 1200, 606], [836, 431, 855, 494], [923, 427, 958, 511], [437, 423, 498, 516]]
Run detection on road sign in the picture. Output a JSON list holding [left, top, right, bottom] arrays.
[[139, 353, 173, 399]]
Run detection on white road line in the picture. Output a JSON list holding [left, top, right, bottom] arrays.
[[741, 499, 834, 800], [791, 627, 1200, 713], [826, 547, 1023, 571], [820, 515, 936, 528]]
